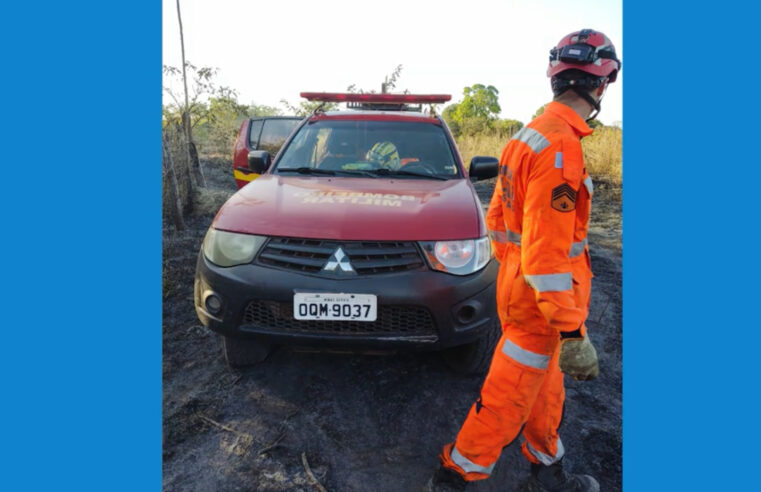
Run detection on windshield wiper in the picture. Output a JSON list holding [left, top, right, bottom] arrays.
[[367, 168, 449, 180], [277, 167, 336, 176]]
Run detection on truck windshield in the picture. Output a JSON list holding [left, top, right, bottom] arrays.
[[276, 119, 460, 179]]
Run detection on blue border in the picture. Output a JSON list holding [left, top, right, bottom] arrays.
[[1, 1, 161, 490], [3, 0, 760, 489], [624, 1, 759, 489]]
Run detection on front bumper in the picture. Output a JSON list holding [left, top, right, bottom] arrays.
[[194, 252, 498, 352]]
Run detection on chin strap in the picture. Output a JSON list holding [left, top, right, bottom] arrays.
[[552, 76, 605, 123], [573, 87, 601, 121]]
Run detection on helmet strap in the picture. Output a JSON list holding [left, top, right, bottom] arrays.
[[573, 87, 601, 122]]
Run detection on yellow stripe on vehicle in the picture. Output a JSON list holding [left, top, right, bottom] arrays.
[[234, 169, 259, 182]]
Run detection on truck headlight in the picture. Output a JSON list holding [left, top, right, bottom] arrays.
[[202, 228, 267, 267], [419, 237, 493, 275]]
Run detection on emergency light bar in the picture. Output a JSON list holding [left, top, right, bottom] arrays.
[[300, 92, 452, 104]]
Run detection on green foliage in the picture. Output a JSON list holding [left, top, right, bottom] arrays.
[[532, 104, 546, 120], [162, 62, 221, 129], [197, 96, 285, 153], [530, 104, 602, 129], [458, 84, 500, 121], [442, 104, 461, 135], [280, 99, 338, 117], [197, 88, 248, 154], [442, 84, 521, 138], [587, 118, 603, 129], [163, 62, 285, 154], [441, 84, 504, 137], [492, 119, 524, 137], [247, 103, 281, 117]]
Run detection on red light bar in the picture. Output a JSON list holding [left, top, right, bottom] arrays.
[[300, 92, 451, 104]]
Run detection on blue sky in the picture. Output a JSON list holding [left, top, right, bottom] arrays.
[[162, 0, 622, 125]]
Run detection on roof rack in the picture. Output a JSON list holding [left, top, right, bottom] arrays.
[[300, 92, 451, 114]]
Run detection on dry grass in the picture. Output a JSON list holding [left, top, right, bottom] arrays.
[[192, 187, 234, 217], [455, 125, 622, 185], [581, 126, 622, 184], [456, 133, 506, 170]]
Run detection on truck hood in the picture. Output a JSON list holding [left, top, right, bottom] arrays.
[[212, 175, 485, 241]]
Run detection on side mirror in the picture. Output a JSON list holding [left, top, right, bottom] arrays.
[[469, 156, 499, 181], [247, 150, 272, 174]]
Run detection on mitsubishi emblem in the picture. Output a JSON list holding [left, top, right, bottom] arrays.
[[323, 247, 355, 274]]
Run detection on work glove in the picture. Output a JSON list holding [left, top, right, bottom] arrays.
[[559, 333, 599, 381]]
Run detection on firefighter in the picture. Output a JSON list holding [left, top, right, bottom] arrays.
[[427, 29, 621, 492]]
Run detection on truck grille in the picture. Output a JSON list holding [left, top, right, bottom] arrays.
[[257, 237, 425, 275], [242, 301, 436, 336]]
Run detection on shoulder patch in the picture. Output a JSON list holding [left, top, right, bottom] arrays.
[[551, 183, 576, 212]]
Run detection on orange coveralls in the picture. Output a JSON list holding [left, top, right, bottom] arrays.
[[440, 101, 595, 480]]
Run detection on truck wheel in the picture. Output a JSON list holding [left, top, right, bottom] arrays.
[[441, 319, 501, 375], [221, 336, 273, 368]]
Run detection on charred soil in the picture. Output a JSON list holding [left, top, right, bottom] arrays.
[[163, 160, 622, 491]]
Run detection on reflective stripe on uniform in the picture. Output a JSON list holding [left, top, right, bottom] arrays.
[[526, 439, 565, 466], [554, 152, 563, 168], [501, 227, 583, 257], [506, 229, 522, 246], [569, 238, 588, 258], [489, 229, 508, 244], [451, 446, 495, 475], [511, 127, 550, 154], [501, 338, 551, 370], [524, 273, 572, 292], [584, 176, 594, 195]]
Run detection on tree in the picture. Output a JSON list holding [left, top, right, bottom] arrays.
[[442, 104, 461, 135], [162, 63, 219, 129], [457, 84, 501, 121], [381, 64, 403, 93], [174, 0, 204, 187], [201, 88, 249, 154], [280, 99, 338, 117], [493, 119, 524, 137], [247, 103, 281, 118], [162, 134, 185, 230], [532, 104, 546, 120], [282, 64, 407, 116], [443, 84, 502, 136], [347, 64, 405, 95], [532, 104, 601, 128]]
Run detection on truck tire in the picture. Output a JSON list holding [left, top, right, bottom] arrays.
[[440, 319, 501, 375], [221, 336, 273, 368]]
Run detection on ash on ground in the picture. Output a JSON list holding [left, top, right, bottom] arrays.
[[163, 161, 622, 492]]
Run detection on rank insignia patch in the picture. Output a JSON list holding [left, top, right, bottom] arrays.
[[551, 183, 576, 212]]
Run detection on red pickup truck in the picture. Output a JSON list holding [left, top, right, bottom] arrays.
[[196, 92, 500, 374], [232, 116, 302, 189]]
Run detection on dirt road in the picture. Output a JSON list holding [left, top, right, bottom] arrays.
[[162, 158, 622, 491]]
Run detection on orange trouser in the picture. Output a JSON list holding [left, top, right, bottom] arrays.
[[440, 324, 566, 481]]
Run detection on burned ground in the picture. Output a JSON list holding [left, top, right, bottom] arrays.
[[162, 159, 622, 491]]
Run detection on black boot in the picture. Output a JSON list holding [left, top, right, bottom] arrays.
[[424, 465, 468, 492], [525, 460, 599, 492]]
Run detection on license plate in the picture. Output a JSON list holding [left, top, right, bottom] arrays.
[[293, 293, 377, 322]]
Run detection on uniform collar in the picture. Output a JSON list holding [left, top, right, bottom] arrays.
[[544, 101, 594, 138]]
